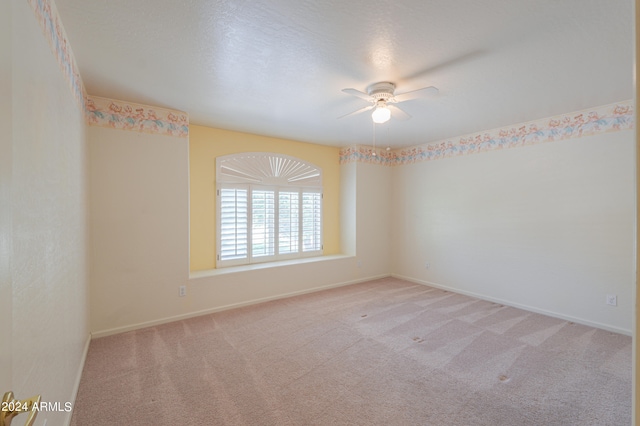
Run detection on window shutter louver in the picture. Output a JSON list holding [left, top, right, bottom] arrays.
[[279, 191, 300, 254], [252, 190, 275, 257], [302, 192, 322, 252], [219, 188, 248, 261]]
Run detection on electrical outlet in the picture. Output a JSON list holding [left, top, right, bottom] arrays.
[[425, 262, 430, 269], [179, 285, 187, 297], [357, 260, 362, 268], [606, 294, 617, 306]]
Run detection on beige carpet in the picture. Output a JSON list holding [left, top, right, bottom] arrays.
[[71, 277, 632, 425]]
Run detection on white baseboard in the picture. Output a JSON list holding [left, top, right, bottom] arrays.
[[392, 274, 632, 336], [91, 274, 391, 339], [65, 333, 91, 426]]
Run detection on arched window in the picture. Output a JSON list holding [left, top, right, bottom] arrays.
[[216, 153, 323, 267]]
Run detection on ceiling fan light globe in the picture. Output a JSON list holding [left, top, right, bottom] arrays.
[[372, 106, 391, 124]]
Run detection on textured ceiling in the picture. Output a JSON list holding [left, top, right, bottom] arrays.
[[55, 0, 633, 148]]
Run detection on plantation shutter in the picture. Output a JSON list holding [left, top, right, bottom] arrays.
[[216, 153, 322, 267], [278, 191, 300, 254], [219, 188, 248, 261], [252, 189, 275, 257], [302, 191, 322, 252]]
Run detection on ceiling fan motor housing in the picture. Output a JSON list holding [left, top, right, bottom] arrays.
[[367, 82, 396, 102]]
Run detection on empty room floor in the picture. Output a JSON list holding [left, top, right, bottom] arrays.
[[71, 277, 632, 425]]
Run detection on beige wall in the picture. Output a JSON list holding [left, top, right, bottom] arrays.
[[189, 125, 341, 271], [89, 127, 190, 333], [635, 1, 639, 422], [392, 130, 635, 334], [0, 0, 12, 394], [8, 1, 90, 424], [340, 162, 357, 256], [355, 163, 392, 276]]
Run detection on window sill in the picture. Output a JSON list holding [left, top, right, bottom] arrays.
[[189, 254, 353, 279]]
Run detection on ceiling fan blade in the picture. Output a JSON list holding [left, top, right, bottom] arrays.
[[342, 88, 373, 101], [402, 50, 486, 81], [388, 104, 411, 121], [337, 104, 374, 119], [393, 86, 439, 103]]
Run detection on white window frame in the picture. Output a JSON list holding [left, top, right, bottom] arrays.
[[216, 153, 323, 268]]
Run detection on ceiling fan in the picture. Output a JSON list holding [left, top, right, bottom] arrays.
[[339, 82, 438, 124]]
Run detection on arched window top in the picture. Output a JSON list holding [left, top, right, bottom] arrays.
[[216, 152, 322, 188]]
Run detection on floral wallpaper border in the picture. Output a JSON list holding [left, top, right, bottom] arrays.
[[29, 0, 87, 109], [28, 0, 190, 138], [86, 96, 189, 138], [339, 100, 634, 166]]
